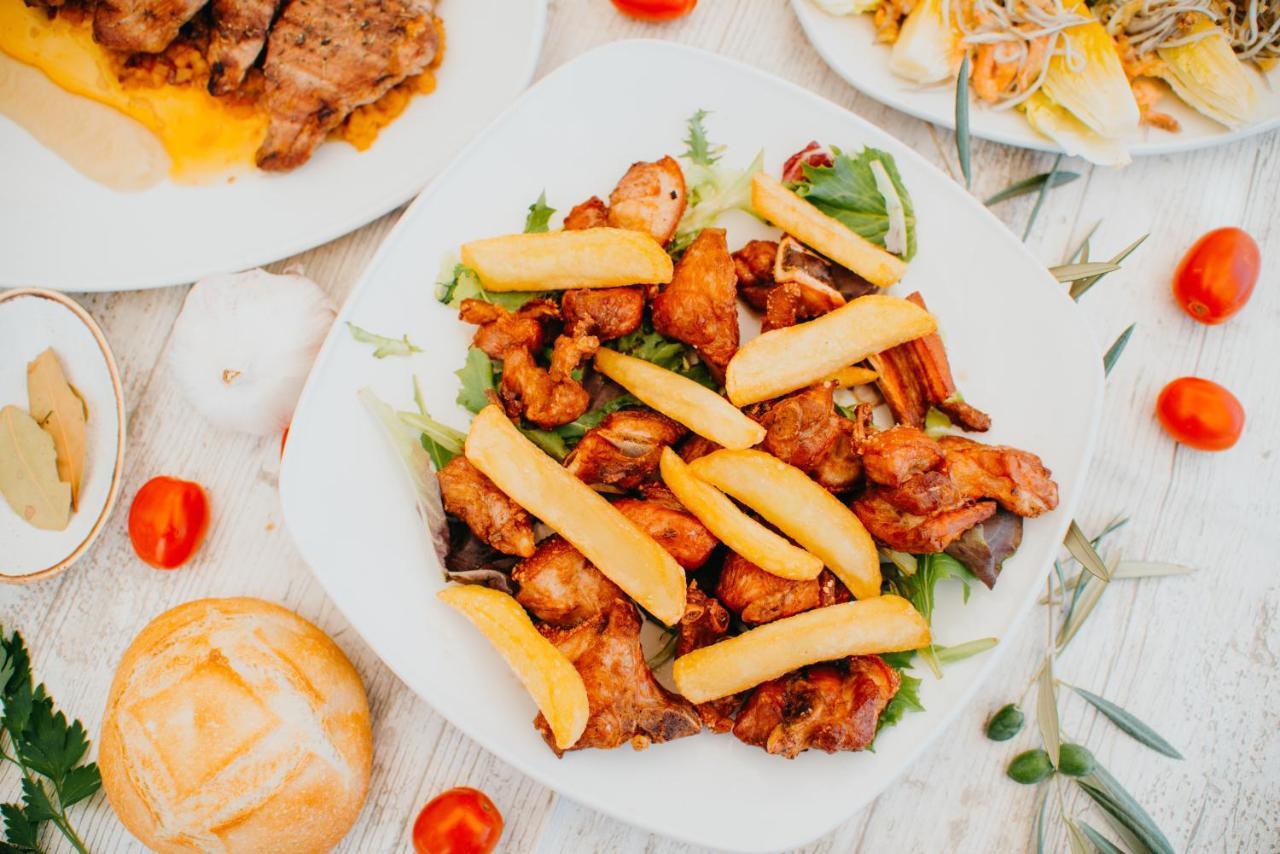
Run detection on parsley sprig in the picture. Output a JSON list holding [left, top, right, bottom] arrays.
[[0, 630, 101, 854]]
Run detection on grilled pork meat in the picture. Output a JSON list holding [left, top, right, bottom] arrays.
[[733, 656, 900, 758], [614, 496, 718, 570], [536, 599, 701, 754], [513, 537, 622, 627], [652, 228, 739, 376], [459, 298, 559, 360], [499, 335, 598, 429], [564, 196, 609, 230], [437, 457, 535, 557], [208, 0, 280, 94], [256, 0, 440, 170], [606, 156, 687, 246], [716, 553, 850, 625], [561, 287, 645, 341], [564, 409, 686, 490], [678, 584, 740, 732], [94, 0, 207, 53]]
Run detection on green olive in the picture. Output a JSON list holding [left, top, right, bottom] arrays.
[[1007, 749, 1054, 784], [985, 703, 1025, 741], [1058, 743, 1097, 777]]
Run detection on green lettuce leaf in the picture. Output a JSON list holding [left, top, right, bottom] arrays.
[[524, 191, 555, 233], [793, 146, 917, 260]]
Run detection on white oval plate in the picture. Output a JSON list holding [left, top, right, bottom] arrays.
[[280, 40, 1103, 852], [0, 0, 545, 292], [792, 0, 1280, 159], [0, 289, 125, 581]]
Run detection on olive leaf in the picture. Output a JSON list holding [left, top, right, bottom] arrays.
[[954, 54, 972, 189], [934, 637, 998, 664], [1103, 324, 1136, 377], [1070, 234, 1149, 300], [1077, 764, 1174, 854], [1036, 655, 1061, 766], [1064, 521, 1110, 581], [1078, 820, 1127, 854], [1064, 221, 1100, 264], [1067, 685, 1184, 759], [1022, 153, 1063, 241], [1034, 785, 1049, 854], [0, 405, 72, 531], [1049, 262, 1121, 283], [26, 349, 88, 510], [1063, 817, 1090, 854], [985, 171, 1081, 206], [1057, 573, 1109, 651]]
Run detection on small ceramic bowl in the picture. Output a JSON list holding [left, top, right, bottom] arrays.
[[0, 289, 126, 582]]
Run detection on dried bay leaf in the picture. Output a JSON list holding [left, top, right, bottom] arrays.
[[27, 348, 87, 509], [0, 405, 72, 531]]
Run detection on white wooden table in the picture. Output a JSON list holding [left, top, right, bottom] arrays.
[[3, 0, 1278, 851]]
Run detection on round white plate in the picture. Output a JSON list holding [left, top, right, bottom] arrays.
[[0, 0, 546, 292], [0, 289, 125, 582], [792, 0, 1280, 159], [280, 40, 1104, 851]]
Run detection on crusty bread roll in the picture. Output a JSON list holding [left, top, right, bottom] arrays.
[[100, 597, 373, 853]]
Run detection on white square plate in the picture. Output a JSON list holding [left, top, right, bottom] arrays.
[[280, 40, 1103, 852]]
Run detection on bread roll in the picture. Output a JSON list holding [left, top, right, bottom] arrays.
[[100, 598, 372, 853]]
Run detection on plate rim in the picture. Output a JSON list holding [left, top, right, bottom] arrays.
[[789, 0, 1280, 158], [0, 288, 127, 584], [0, 0, 548, 293], [280, 37, 1105, 851]]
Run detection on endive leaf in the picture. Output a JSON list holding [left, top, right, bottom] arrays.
[[0, 405, 71, 531], [26, 348, 87, 510]]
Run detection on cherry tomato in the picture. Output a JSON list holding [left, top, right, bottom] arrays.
[[412, 788, 503, 854], [127, 477, 211, 569], [611, 0, 696, 21], [1172, 227, 1260, 325], [1155, 377, 1244, 451]]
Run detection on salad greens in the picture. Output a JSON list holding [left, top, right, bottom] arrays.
[[524, 191, 556, 233], [791, 146, 918, 260], [346, 322, 422, 358], [671, 110, 764, 255], [436, 263, 541, 311]]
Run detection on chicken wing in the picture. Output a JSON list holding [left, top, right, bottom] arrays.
[[459, 298, 559, 360], [535, 600, 702, 754], [678, 583, 740, 732], [732, 656, 900, 758], [606, 156, 688, 246], [513, 536, 622, 627], [859, 425, 946, 488], [716, 553, 850, 625], [938, 436, 1059, 517], [652, 228, 739, 376], [564, 196, 609, 231], [853, 493, 998, 554], [561, 287, 645, 341], [564, 409, 686, 490], [437, 456, 535, 557], [613, 496, 718, 570], [498, 336, 598, 429]]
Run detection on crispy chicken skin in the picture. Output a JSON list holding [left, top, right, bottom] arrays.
[[437, 457, 535, 557], [564, 409, 686, 490], [854, 494, 998, 554], [458, 298, 559, 360], [732, 656, 900, 758], [208, 0, 280, 94], [561, 287, 645, 341], [614, 497, 718, 570], [938, 436, 1059, 517], [499, 336, 598, 429], [859, 426, 946, 488], [678, 584, 740, 732], [255, 0, 440, 170], [756, 384, 866, 493], [652, 228, 740, 375], [536, 600, 702, 754], [677, 434, 722, 464], [94, 0, 206, 53], [513, 537, 622, 627], [606, 156, 688, 246], [762, 282, 803, 332], [564, 197, 610, 231], [716, 553, 850, 625], [733, 240, 778, 311]]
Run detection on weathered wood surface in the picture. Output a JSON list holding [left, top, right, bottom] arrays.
[[2, 0, 1277, 851]]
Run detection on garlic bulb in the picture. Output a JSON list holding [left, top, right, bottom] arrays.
[[169, 267, 335, 435]]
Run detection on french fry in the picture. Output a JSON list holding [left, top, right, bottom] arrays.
[[826, 365, 879, 388], [672, 595, 930, 703], [751, 172, 906, 287], [725, 294, 936, 406], [594, 348, 765, 450], [460, 228, 673, 291], [688, 449, 881, 599], [659, 448, 822, 581], [438, 586, 589, 750], [465, 405, 686, 624]]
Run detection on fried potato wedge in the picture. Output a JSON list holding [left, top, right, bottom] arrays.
[[751, 173, 906, 287], [460, 228, 673, 291], [438, 585, 589, 750], [465, 405, 686, 624], [826, 365, 879, 388], [725, 294, 936, 406], [688, 449, 881, 599], [673, 594, 930, 702], [594, 348, 765, 450], [659, 448, 822, 581]]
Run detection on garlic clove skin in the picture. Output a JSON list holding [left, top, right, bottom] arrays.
[[169, 268, 336, 436]]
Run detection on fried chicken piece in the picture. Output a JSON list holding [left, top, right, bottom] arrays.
[[716, 553, 850, 625], [255, 0, 440, 170], [458, 298, 559, 359], [678, 584, 740, 732], [437, 456, 535, 557], [513, 536, 622, 627], [94, 0, 207, 52], [564, 409, 687, 490], [652, 228, 739, 375], [614, 496, 718, 570], [561, 287, 645, 341], [859, 425, 946, 487], [733, 240, 778, 311], [499, 336, 598, 429], [810, 416, 865, 493], [207, 0, 280, 94], [756, 384, 866, 493], [564, 196, 609, 230], [535, 600, 702, 754], [772, 236, 848, 315], [606, 156, 688, 246], [762, 282, 803, 332], [732, 656, 900, 758], [938, 436, 1059, 517], [677, 434, 723, 464], [853, 493, 998, 553]]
